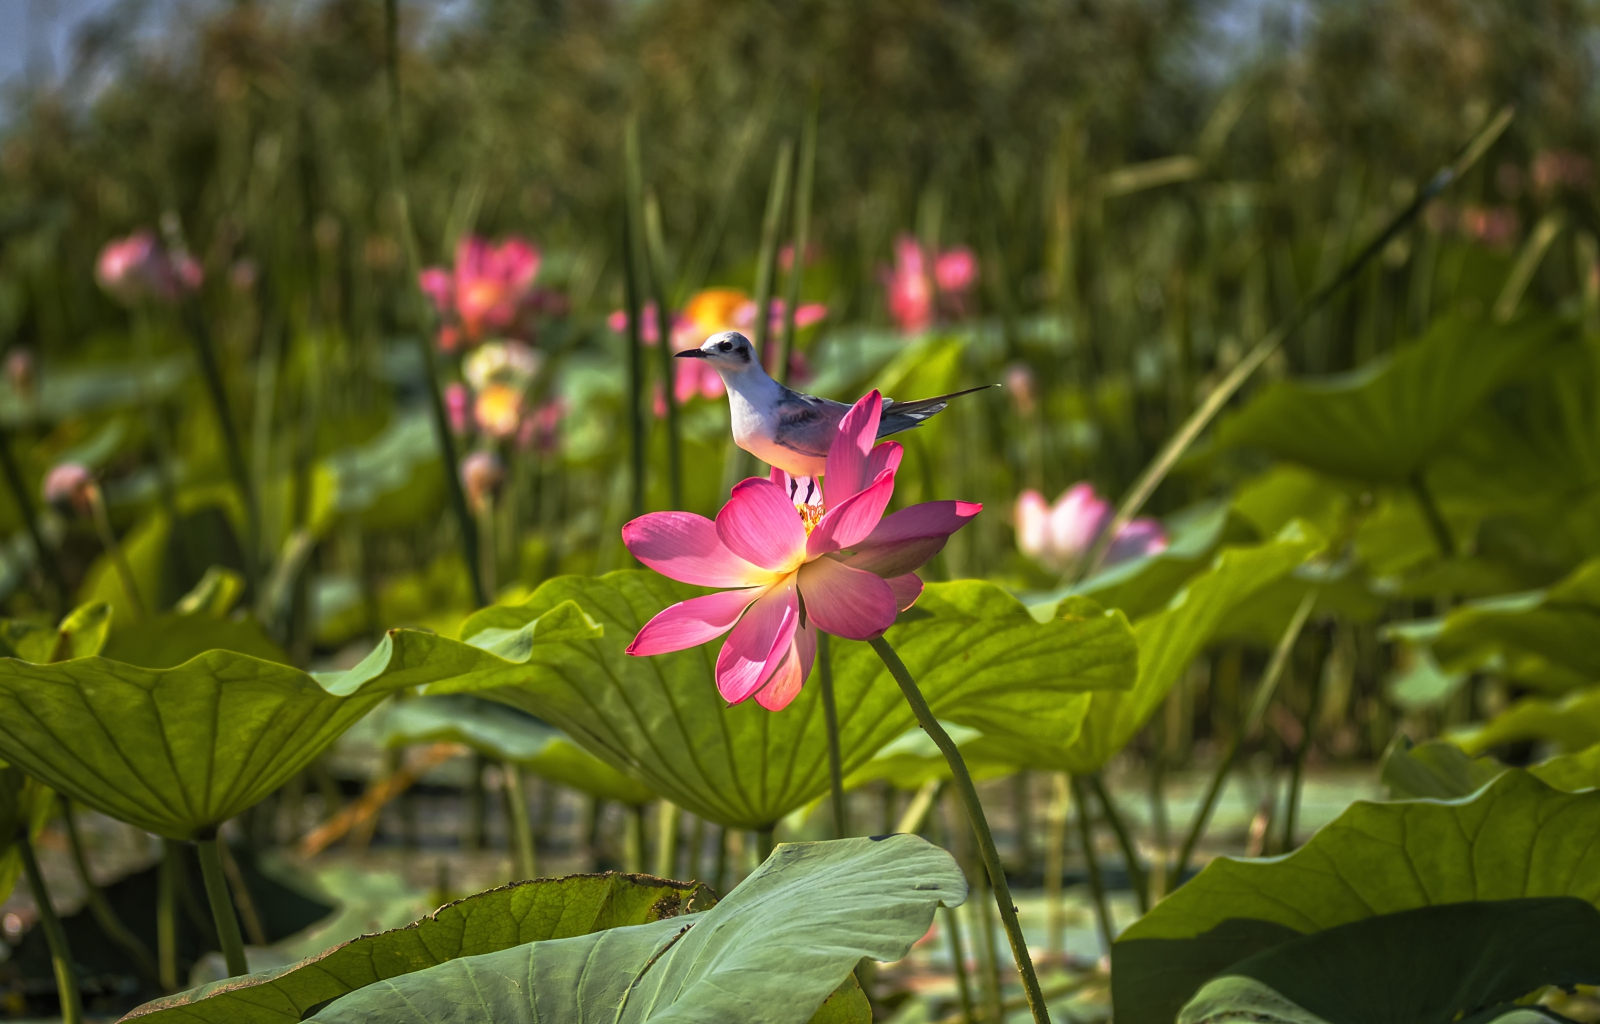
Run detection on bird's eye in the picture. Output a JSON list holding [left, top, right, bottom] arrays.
[[718, 341, 732, 351]]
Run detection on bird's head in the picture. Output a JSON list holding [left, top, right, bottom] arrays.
[[677, 331, 761, 377]]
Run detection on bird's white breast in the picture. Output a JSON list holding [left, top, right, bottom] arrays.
[[725, 375, 826, 477]]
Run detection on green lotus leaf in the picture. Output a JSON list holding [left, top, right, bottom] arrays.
[[0, 602, 112, 663], [431, 571, 1137, 830], [1452, 685, 1600, 755], [0, 611, 601, 839], [1427, 557, 1600, 686], [305, 835, 962, 1024], [360, 694, 656, 805], [1383, 737, 1600, 799], [1112, 771, 1600, 1024], [122, 871, 712, 1023], [1172, 899, 1600, 1024], [0, 766, 53, 906], [1010, 521, 1322, 774], [843, 721, 1020, 790], [1216, 313, 1563, 483]]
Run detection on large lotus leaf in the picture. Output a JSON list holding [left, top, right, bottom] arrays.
[[123, 871, 712, 1023], [431, 571, 1137, 830], [306, 835, 962, 1024], [0, 602, 112, 663], [1427, 558, 1600, 683], [313, 411, 445, 535], [1231, 465, 1353, 543], [1007, 521, 1322, 775], [1383, 738, 1600, 799], [361, 694, 656, 804], [0, 766, 53, 906], [843, 722, 1020, 791], [1111, 771, 1600, 1024], [1170, 900, 1600, 1024], [1451, 686, 1600, 755], [1213, 561, 1384, 646], [0, 614, 600, 839], [1216, 313, 1563, 483]]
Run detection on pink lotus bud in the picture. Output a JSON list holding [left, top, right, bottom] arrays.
[[419, 267, 453, 313], [6, 348, 35, 398], [445, 383, 470, 435], [96, 232, 160, 304], [43, 463, 96, 516], [461, 451, 505, 512], [1108, 518, 1169, 564], [1015, 489, 1052, 562], [934, 247, 978, 293], [884, 235, 933, 335], [1004, 363, 1036, 416]]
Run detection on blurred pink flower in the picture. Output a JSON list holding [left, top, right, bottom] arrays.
[[419, 235, 541, 345], [6, 348, 34, 398], [934, 247, 978, 293], [43, 463, 96, 516], [882, 235, 979, 335], [445, 383, 471, 435], [1458, 205, 1520, 248], [1004, 363, 1036, 416], [623, 390, 979, 711], [1015, 482, 1166, 573], [95, 231, 203, 305], [461, 451, 505, 512], [1531, 149, 1592, 195], [518, 398, 566, 454]]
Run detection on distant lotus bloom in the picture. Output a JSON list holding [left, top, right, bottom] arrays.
[[474, 383, 524, 439], [1004, 363, 1036, 416], [95, 231, 203, 305], [1531, 149, 1593, 195], [934, 247, 978, 293], [419, 236, 541, 347], [43, 463, 96, 517], [6, 348, 34, 398], [517, 398, 566, 454], [882, 235, 979, 335], [463, 340, 542, 392], [623, 390, 980, 711], [1458, 206, 1520, 248], [1015, 482, 1167, 573], [444, 382, 467, 435], [461, 451, 505, 512]]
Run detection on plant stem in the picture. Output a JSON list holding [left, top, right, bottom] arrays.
[[158, 839, 179, 990], [868, 636, 1051, 1024], [654, 800, 680, 878], [1071, 775, 1114, 956], [180, 305, 260, 589], [381, 0, 486, 607], [778, 92, 818, 385], [625, 803, 647, 873], [87, 483, 148, 620], [641, 189, 683, 508], [754, 827, 775, 863], [942, 904, 976, 1024], [1074, 105, 1515, 581], [1088, 774, 1147, 914], [195, 834, 248, 977], [817, 632, 848, 838], [19, 832, 82, 1024], [621, 184, 648, 521], [63, 801, 158, 985], [1044, 773, 1070, 961], [504, 762, 537, 881], [753, 138, 795, 369], [1173, 590, 1314, 883], [1281, 627, 1328, 853], [0, 423, 67, 611], [1409, 471, 1455, 559]]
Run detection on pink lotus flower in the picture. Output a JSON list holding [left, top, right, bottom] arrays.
[[43, 463, 96, 516], [419, 236, 541, 346], [445, 383, 471, 435], [934, 247, 978, 293], [1015, 482, 1167, 573], [96, 231, 203, 305], [623, 391, 980, 711], [882, 235, 979, 335]]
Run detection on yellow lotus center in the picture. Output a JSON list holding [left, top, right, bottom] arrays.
[[795, 502, 825, 536]]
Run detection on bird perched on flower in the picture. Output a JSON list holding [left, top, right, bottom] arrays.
[[1014, 482, 1167, 574], [676, 330, 990, 479]]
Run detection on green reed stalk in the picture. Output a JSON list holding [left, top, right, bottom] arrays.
[[654, 800, 680, 878], [642, 188, 684, 507], [1173, 590, 1314, 883], [87, 482, 148, 620], [158, 839, 179, 990], [817, 632, 848, 837], [180, 305, 261, 589], [1087, 774, 1147, 914], [195, 833, 248, 977], [778, 92, 818, 385], [0, 425, 66, 611], [677, 89, 771, 304], [1074, 105, 1515, 582], [19, 831, 81, 1024], [755, 827, 776, 864], [942, 904, 976, 1024], [869, 636, 1052, 1024], [1409, 472, 1456, 559], [1281, 625, 1329, 853], [753, 139, 795, 368], [382, 0, 486, 607], [622, 194, 649, 520], [625, 804, 648, 873], [1071, 775, 1113, 956], [504, 763, 537, 881], [1044, 773, 1070, 961], [63, 801, 158, 986]]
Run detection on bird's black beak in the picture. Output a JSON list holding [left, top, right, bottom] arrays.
[[675, 349, 708, 359]]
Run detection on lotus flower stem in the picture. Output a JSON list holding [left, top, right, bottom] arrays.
[[381, 0, 487, 607], [713, 825, 729, 893], [777, 91, 818, 385], [752, 138, 795, 368], [0, 425, 68, 610], [86, 483, 148, 620], [868, 635, 1052, 1024], [195, 833, 248, 977], [1172, 591, 1314, 883], [158, 839, 179, 990], [1409, 471, 1456, 559], [18, 831, 82, 1023], [640, 186, 684, 508], [503, 763, 537, 881], [1087, 774, 1148, 913], [180, 305, 261, 588], [62, 801, 159, 986], [1070, 775, 1114, 957], [625, 803, 648, 872], [1074, 105, 1514, 583], [654, 800, 680, 878], [817, 633, 848, 837], [941, 904, 976, 1024], [217, 840, 267, 946], [755, 827, 775, 863], [621, 181, 649, 520], [1044, 773, 1070, 960], [1281, 625, 1329, 853]]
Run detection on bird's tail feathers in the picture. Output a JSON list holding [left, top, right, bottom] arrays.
[[876, 384, 996, 438]]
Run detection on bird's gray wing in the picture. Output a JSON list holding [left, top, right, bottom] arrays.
[[771, 388, 850, 458], [877, 384, 996, 438]]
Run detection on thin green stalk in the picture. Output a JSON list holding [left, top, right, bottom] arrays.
[[778, 92, 818, 385], [869, 636, 1051, 1024], [196, 834, 248, 977], [0, 424, 66, 611], [621, 197, 648, 520], [382, 0, 486, 607], [1087, 774, 1147, 914], [158, 839, 179, 991], [642, 190, 683, 507], [817, 632, 848, 838], [713, 826, 729, 893], [654, 800, 680, 879], [754, 827, 775, 863], [1075, 105, 1515, 581], [1044, 773, 1070, 961], [753, 139, 795, 368], [504, 762, 537, 881], [1281, 628, 1328, 853], [942, 904, 976, 1024], [1071, 775, 1114, 956], [180, 306, 260, 589], [625, 804, 647, 873], [1409, 471, 1455, 559], [87, 483, 148, 620], [19, 831, 82, 1024], [63, 801, 158, 986], [1173, 590, 1314, 883], [686, 815, 705, 882]]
